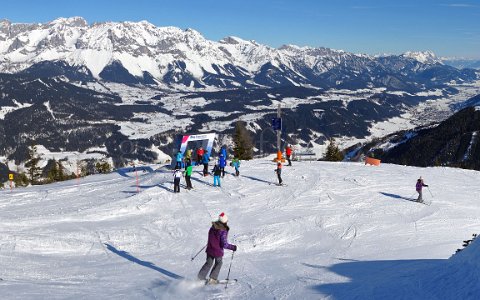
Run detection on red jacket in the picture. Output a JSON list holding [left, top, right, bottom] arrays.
[[286, 147, 292, 156]]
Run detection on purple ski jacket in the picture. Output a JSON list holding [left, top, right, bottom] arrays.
[[416, 180, 427, 191], [206, 221, 235, 257]]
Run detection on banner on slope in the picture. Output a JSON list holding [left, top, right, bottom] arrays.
[[176, 132, 216, 157]]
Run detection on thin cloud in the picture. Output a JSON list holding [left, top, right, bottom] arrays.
[[350, 6, 378, 9], [441, 3, 479, 8], [350, 4, 417, 11]]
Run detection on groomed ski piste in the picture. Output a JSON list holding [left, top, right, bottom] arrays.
[[1, 160, 479, 299]]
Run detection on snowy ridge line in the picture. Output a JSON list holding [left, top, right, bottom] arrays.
[[0, 17, 464, 90]]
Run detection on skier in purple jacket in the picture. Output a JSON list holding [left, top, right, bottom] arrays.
[[197, 212, 237, 284], [416, 176, 428, 202]]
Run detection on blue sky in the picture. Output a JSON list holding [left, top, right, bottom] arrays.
[[2, 0, 479, 58]]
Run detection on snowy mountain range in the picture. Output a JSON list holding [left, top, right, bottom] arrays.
[[0, 17, 477, 90], [1, 17, 480, 167]]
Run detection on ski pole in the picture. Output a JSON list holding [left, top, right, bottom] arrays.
[[427, 187, 434, 198], [191, 245, 206, 261], [225, 251, 235, 289]]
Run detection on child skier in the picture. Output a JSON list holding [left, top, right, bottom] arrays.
[[184, 162, 193, 190], [173, 167, 182, 193], [231, 157, 240, 176], [416, 176, 428, 202], [197, 212, 237, 284], [212, 164, 222, 187], [275, 162, 283, 185]]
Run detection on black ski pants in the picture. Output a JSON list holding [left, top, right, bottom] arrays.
[[173, 177, 181, 193], [185, 175, 192, 189], [203, 163, 209, 176]]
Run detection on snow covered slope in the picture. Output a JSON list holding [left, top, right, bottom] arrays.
[[1, 160, 479, 299]]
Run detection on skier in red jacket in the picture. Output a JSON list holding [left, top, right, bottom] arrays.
[[285, 145, 293, 166], [196, 147, 205, 164]]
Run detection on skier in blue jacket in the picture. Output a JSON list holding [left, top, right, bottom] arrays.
[[175, 151, 183, 169], [218, 153, 227, 178], [220, 146, 227, 159], [202, 152, 210, 176]]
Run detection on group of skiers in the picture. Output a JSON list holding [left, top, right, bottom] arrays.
[[172, 146, 243, 192], [173, 145, 294, 191]]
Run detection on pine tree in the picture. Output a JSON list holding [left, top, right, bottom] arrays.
[[25, 143, 41, 184], [233, 121, 254, 160], [57, 160, 65, 181], [47, 159, 59, 183], [13, 172, 29, 187], [324, 138, 344, 161], [95, 160, 112, 174]]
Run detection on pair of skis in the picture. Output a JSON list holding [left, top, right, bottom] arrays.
[[268, 182, 287, 186], [413, 200, 432, 206], [205, 279, 237, 285]]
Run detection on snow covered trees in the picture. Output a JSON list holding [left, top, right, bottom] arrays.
[[25, 143, 41, 184], [95, 160, 112, 173]]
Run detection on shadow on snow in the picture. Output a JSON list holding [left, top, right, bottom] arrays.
[[105, 243, 184, 280], [240, 174, 273, 185], [379, 192, 417, 202], [306, 258, 445, 299], [116, 166, 155, 178]]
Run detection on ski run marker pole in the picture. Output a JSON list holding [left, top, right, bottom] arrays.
[[191, 245, 207, 261], [135, 167, 139, 193], [225, 251, 235, 289]]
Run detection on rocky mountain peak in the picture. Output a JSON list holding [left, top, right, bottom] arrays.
[[0, 19, 11, 28], [49, 17, 88, 27], [402, 50, 442, 64]]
